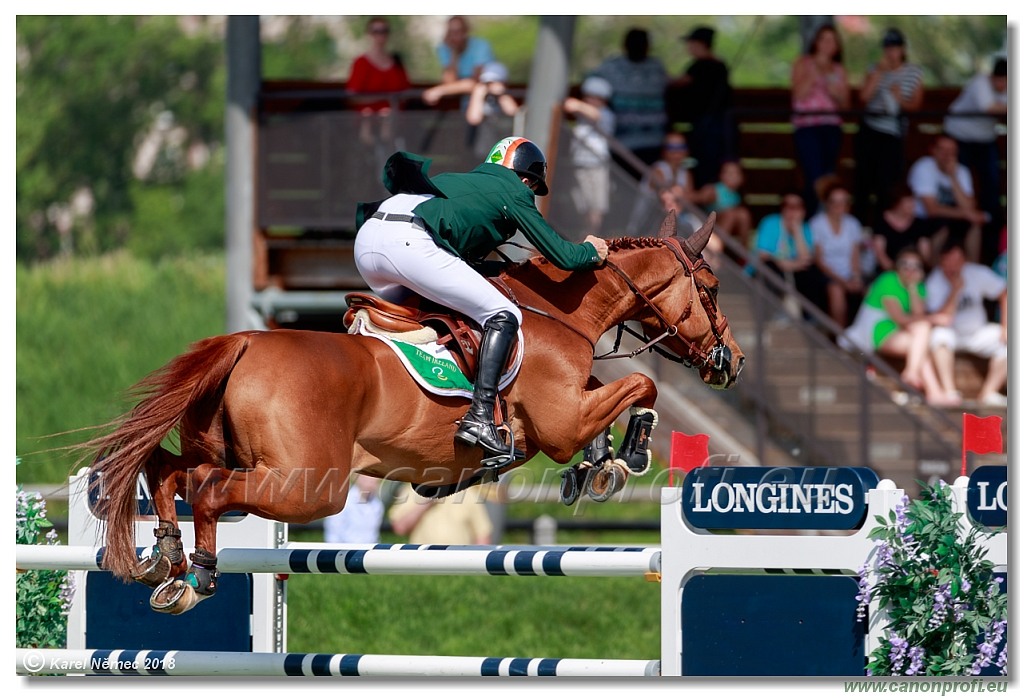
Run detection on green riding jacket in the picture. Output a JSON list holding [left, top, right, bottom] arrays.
[[356, 151, 601, 271]]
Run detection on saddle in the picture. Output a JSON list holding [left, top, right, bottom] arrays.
[[343, 293, 518, 381]]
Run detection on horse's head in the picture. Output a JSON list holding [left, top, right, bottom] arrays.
[[617, 211, 745, 389]]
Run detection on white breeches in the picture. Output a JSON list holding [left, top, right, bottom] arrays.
[[354, 194, 522, 328]]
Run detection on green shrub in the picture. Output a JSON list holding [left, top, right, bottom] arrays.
[[16, 477, 75, 649]]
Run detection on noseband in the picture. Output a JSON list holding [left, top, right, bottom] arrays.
[[596, 238, 731, 372]]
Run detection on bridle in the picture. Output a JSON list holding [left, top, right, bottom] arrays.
[[492, 238, 732, 373], [595, 238, 732, 372]]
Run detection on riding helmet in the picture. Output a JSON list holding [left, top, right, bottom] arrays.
[[485, 136, 549, 196]]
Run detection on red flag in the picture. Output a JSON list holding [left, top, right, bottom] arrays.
[[669, 431, 710, 486], [962, 413, 1004, 476]]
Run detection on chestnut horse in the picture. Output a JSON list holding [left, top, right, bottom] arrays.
[[88, 213, 743, 614]]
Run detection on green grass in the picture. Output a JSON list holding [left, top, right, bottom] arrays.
[[16, 251, 226, 484]]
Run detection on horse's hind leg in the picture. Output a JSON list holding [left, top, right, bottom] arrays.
[[132, 448, 188, 587]]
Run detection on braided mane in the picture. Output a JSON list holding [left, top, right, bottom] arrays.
[[607, 236, 670, 252]]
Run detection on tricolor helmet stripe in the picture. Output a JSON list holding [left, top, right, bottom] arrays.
[[487, 137, 530, 168]]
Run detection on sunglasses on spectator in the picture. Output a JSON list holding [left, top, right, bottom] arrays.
[[897, 259, 923, 271]]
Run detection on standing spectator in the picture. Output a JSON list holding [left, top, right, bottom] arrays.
[[790, 23, 850, 214], [422, 16, 495, 106], [388, 483, 493, 545], [808, 177, 865, 327], [671, 26, 735, 188], [750, 190, 830, 316], [591, 27, 668, 173], [853, 28, 924, 229], [693, 160, 753, 253], [944, 56, 1007, 261], [839, 248, 957, 407], [322, 474, 384, 544], [346, 17, 411, 114], [908, 133, 987, 263], [925, 239, 1007, 407], [563, 76, 616, 235], [871, 184, 935, 273]]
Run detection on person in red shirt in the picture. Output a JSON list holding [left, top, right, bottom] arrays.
[[346, 17, 411, 115]]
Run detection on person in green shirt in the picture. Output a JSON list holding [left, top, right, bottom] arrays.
[[354, 136, 609, 462], [839, 247, 959, 406]]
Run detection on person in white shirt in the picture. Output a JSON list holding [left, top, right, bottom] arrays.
[[809, 178, 865, 327], [322, 474, 384, 543], [925, 239, 1007, 407], [943, 57, 1007, 233], [907, 133, 987, 263]]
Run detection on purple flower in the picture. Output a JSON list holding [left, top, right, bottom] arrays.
[[970, 618, 1007, 675], [927, 583, 952, 630], [889, 633, 909, 673], [906, 646, 925, 675], [855, 564, 872, 620]]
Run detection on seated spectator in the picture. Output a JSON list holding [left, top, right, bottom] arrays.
[[808, 178, 865, 327], [563, 76, 616, 234], [840, 248, 958, 406], [465, 61, 519, 126], [908, 133, 987, 264], [750, 190, 829, 316], [591, 27, 668, 172], [646, 131, 696, 202], [322, 474, 384, 544], [388, 483, 493, 545], [925, 239, 1007, 407], [422, 16, 495, 106], [693, 159, 753, 253], [943, 56, 1008, 243], [871, 183, 936, 273]]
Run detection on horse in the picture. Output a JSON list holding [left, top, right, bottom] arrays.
[[86, 212, 744, 614]]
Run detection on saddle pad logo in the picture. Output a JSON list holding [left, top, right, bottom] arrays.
[[353, 321, 522, 399]]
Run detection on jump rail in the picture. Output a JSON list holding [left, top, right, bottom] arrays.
[[16, 543, 661, 578], [15, 648, 659, 677]]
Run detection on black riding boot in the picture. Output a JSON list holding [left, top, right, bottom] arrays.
[[455, 311, 523, 460]]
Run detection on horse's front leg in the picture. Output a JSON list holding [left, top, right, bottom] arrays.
[[552, 373, 659, 505]]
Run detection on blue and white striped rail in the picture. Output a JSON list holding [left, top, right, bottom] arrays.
[[16, 648, 660, 677], [16, 543, 661, 578]]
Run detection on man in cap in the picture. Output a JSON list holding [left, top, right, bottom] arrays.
[[669, 25, 735, 188]]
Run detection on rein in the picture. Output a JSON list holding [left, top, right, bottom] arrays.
[[492, 237, 730, 370]]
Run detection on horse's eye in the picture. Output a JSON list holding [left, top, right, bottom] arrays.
[[710, 286, 719, 301]]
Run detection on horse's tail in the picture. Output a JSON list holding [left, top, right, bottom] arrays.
[[90, 332, 254, 581]]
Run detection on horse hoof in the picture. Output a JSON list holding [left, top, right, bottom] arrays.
[[132, 554, 171, 587], [586, 463, 626, 503], [150, 579, 201, 615], [560, 465, 585, 506]]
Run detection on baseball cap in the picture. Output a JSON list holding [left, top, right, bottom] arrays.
[[581, 76, 613, 100], [479, 62, 509, 84], [882, 28, 906, 47], [683, 26, 715, 46]]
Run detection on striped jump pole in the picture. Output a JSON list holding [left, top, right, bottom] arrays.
[[16, 648, 660, 677], [16, 543, 661, 578]]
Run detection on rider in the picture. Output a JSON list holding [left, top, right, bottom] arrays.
[[355, 137, 610, 462]]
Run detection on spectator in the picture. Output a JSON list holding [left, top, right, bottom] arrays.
[[346, 17, 411, 114], [925, 239, 1007, 407], [670, 25, 735, 188], [693, 159, 753, 253], [322, 474, 384, 544], [563, 75, 616, 235], [839, 248, 958, 407], [388, 483, 493, 545], [790, 23, 850, 214], [809, 178, 865, 327], [422, 16, 495, 106], [646, 131, 696, 201], [908, 133, 986, 263], [465, 62, 518, 125], [871, 183, 936, 273], [944, 56, 1007, 261], [750, 190, 830, 316], [853, 27, 924, 229], [591, 27, 668, 172]]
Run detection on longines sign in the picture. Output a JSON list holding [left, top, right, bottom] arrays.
[[682, 467, 879, 530], [967, 465, 1007, 528]]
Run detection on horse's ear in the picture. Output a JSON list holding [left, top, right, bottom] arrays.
[[682, 212, 717, 260], [658, 211, 677, 239]]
